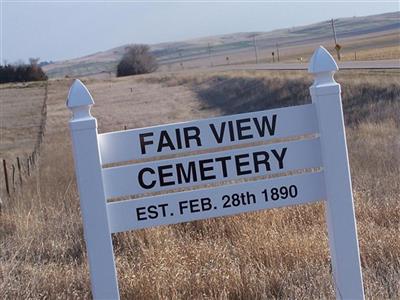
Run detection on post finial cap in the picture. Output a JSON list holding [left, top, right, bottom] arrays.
[[308, 46, 338, 74], [66, 79, 94, 108]]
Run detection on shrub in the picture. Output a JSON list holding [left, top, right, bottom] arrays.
[[0, 59, 48, 83], [117, 45, 158, 77]]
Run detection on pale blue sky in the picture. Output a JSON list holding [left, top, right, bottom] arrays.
[[1, 1, 398, 63]]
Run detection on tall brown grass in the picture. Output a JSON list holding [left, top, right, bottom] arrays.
[[1, 70, 399, 299]]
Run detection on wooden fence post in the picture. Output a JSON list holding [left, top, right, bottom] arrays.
[[309, 46, 364, 299], [17, 157, 23, 185], [3, 159, 10, 196], [27, 158, 30, 176], [11, 164, 16, 191], [67, 79, 120, 299]]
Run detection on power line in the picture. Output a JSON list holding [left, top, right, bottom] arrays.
[[253, 35, 258, 64]]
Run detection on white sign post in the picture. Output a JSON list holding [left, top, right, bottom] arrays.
[[67, 46, 364, 300], [309, 47, 364, 299], [67, 82, 119, 299]]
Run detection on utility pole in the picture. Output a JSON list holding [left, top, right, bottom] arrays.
[[331, 19, 341, 61], [253, 35, 258, 64], [207, 43, 213, 67], [276, 43, 280, 62], [331, 19, 338, 45], [178, 49, 184, 69], [167, 44, 172, 71]]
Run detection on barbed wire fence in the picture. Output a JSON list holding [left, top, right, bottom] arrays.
[[1, 81, 48, 210]]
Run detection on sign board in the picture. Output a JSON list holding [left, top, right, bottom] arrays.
[[67, 46, 364, 300], [99, 104, 318, 163], [107, 172, 325, 233], [102, 138, 322, 198]]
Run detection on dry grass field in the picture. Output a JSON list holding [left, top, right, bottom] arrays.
[[0, 81, 47, 161], [233, 31, 400, 67], [1, 68, 399, 299], [165, 31, 400, 71]]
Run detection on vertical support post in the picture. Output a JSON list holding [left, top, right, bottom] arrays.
[[331, 19, 341, 61], [207, 42, 213, 67], [17, 157, 23, 185], [12, 164, 15, 191], [276, 43, 280, 62], [67, 79, 120, 300], [3, 159, 10, 196], [27, 158, 30, 176], [253, 35, 258, 64], [308, 46, 364, 299]]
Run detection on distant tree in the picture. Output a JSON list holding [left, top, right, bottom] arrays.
[[0, 58, 47, 83], [39, 60, 53, 67], [117, 45, 158, 77]]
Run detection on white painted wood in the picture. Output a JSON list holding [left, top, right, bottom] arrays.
[[67, 80, 120, 300], [98, 103, 318, 164], [107, 171, 326, 233], [67, 46, 365, 300], [309, 46, 364, 300], [102, 137, 322, 198]]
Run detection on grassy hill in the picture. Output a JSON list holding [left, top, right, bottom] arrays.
[[43, 11, 399, 78]]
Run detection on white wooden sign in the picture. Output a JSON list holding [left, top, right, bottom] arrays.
[[67, 46, 364, 300]]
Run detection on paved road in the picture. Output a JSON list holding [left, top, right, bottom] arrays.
[[213, 59, 400, 71]]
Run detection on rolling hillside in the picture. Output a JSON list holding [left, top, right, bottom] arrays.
[[43, 11, 400, 78]]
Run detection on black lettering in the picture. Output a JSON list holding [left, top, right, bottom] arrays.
[[139, 132, 154, 155], [199, 159, 216, 181], [138, 167, 156, 189], [175, 128, 182, 149], [190, 199, 200, 212], [158, 164, 175, 186], [253, 114, 277, 137], [228, 121, 235, 142], [209, 122, 226, 144], [215, 156, 231, 177], [158, 203, 168, 217], [253, 151, 271, 172], [271, 147, 287, 169], [147, 205, 159, 219], [222, 195, 231, 208], [236, 118, 253, 140], [201, 198, 212, 211], [176, 162, 198, 184], [235, 154, 252, 175], [157, 130, 176, 153], [136, 207, 147, 221], [179, 201, 189, 214], [184, 126, 202, 148]]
